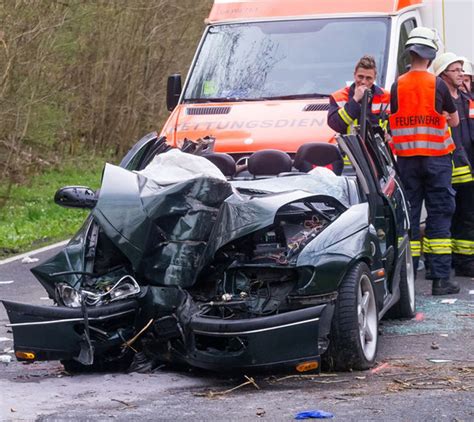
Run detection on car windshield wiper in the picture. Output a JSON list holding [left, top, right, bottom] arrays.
[[184, 97, 245, 103], [260, 93, 330, 100]]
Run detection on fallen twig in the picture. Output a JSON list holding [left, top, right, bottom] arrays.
[[122, 319, 154, 350], [270, 373, 338, 383], [194, 375, 260, 398], [111, 398, 137, 409]]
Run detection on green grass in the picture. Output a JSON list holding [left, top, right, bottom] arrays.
[[0, 156, 107, 257]]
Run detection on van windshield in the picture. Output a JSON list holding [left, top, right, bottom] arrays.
[[184, 18, 389, 102]]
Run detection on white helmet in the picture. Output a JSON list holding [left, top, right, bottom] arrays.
[[460, 57, 473, 76], [433, 52, 464, 76], [405, 27, 438, 60]]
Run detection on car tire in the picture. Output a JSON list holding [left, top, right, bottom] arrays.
[[328, 262, 378, 371], [387, 245, 416, 319]]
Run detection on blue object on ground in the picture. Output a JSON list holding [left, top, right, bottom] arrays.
[[295, 410, 334, 419]]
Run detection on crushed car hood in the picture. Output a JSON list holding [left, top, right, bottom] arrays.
[[91, 164, 349, 287], [33, 157, 352, 291]]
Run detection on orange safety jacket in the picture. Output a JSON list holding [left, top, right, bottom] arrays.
[[389, 71, 455, 157], [331, 86, 391, 115], [469, 99, 474, 119]]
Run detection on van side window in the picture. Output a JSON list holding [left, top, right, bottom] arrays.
[[397, 19, 416, 76]]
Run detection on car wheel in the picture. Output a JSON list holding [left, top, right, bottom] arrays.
[[329, 262, 378, 371], [387, 245, 416, 319]]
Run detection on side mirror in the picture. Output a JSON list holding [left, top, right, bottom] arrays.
[[166, 74, 182, 111], [54, 186, 97, 209]]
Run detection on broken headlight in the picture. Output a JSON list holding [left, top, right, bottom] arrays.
[[55, 283, 82, 308], [55, 275, 141, 308], [83, 275, 141, 306]]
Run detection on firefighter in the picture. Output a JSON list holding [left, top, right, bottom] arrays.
[[328, 55, 390, 167], [460, 58, 473, 95], [389, 27, 460, 296], [433, 53, 474, 277]]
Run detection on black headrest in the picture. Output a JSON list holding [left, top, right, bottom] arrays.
[[247, 149, 292, 176], [204, 152, 236, 177], [294, 143, 344, 175]]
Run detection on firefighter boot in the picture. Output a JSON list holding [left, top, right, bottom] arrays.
[[453, 257, 474, 277], [432, 278, 460, 296], [455, 264, 474, 278]]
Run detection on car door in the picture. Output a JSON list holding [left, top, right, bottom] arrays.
[[337, 128, 409, 305]]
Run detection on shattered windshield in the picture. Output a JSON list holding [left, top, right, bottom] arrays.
[[184, 18, 389, 101]]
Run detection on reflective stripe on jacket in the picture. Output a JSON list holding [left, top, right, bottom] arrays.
[[328, 85, 390, 135], [389, 71, 455, 157], [469, 99, 474, 119]]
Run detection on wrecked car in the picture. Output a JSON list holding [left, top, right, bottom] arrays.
[[2, 110, 415, 373]]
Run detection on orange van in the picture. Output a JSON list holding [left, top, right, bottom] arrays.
[[161, 0, 471, 155]]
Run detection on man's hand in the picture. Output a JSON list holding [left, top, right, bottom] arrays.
[[353, 85, 368, 102]]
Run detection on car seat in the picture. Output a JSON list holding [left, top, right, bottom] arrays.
[[247, 149, 293, 177], [203, 152, 236, 177], [293, 143, 344, 175]]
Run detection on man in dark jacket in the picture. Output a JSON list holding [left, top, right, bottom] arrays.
[[434, 53, 474, 277], [328, 55, 390, 135]]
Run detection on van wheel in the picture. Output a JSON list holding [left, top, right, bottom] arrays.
[[329, 262, 378, 371], [387, 245, 416, 319]]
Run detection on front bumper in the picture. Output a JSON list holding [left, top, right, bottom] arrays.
[[184, 302, 335, 372], [3, 298, 335, 373], [2, 299, 138, 361]]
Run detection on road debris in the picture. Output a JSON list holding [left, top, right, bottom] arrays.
[[415, 312, 425, 321], [256, 408, 266, 417], [271, 373, 338, 382], [371, 362, 390, 374], [21, 256, 39, 264], [431, 342, 440, 350], [295, 410, 334, 419], [440, 298, 458, 304], [388, 375, 468, 392], [194, 375, 260, 398], [111, 398, 137, 410], [0, 355, 13, 363]]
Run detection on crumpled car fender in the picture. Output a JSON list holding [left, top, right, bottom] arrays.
[[295, 203, 372, 293]]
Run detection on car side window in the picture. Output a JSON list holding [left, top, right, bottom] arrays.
[[396, 18, 416, 76]]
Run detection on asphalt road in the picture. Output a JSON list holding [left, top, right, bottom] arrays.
[[1, 245, 473, 421]]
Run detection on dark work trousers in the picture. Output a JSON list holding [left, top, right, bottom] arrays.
[[397, 155, 455, 278], [452, 182, 474, 268]]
